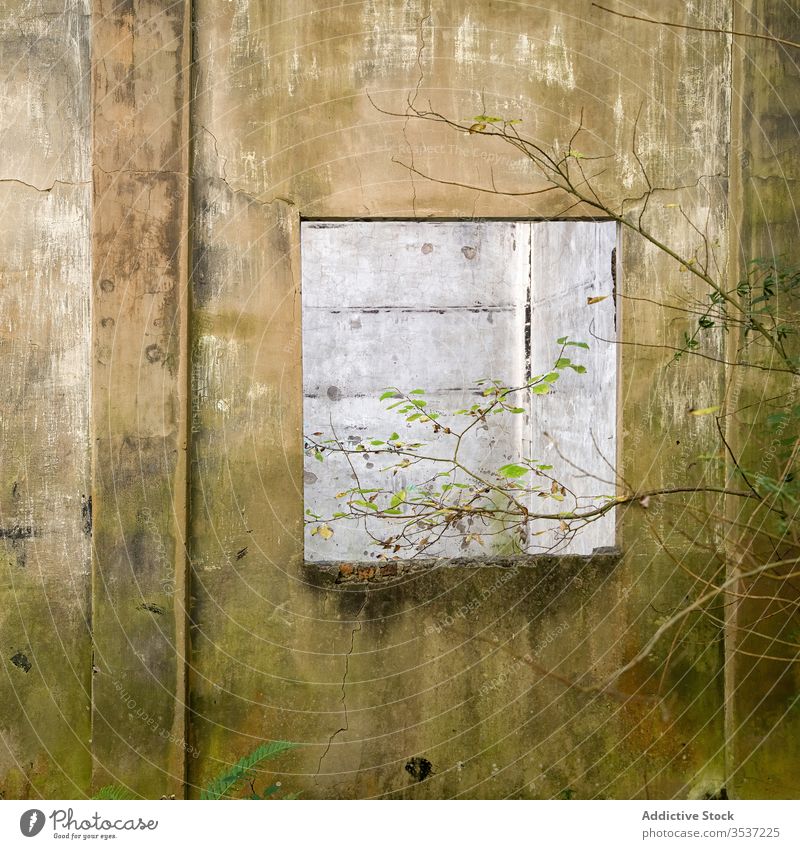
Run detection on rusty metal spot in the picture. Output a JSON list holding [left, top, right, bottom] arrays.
[[11, 651, 31, 673], [461, 246, 477, 260], [99, 279, 115, 293]]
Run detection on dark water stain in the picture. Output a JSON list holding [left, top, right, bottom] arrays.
[[703, 787, 729, 800], [0, 526, 35, 540], [11, 651, 31, 673], [144, 343, 164, 363], [405, 756, 433, 782], [81, 495, 92, 537]]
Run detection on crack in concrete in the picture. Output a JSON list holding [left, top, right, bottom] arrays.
[[93, 164, 187, 179], [314, 591, 368, 782], [200, 125, 295, 209], [0, 178, 91, 193]]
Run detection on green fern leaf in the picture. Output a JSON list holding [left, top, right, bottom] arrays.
[[201, 741, 295, 800], [93, 784, 135, 800]]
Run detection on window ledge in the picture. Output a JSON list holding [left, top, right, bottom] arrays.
[[305, 546, 623, 585]]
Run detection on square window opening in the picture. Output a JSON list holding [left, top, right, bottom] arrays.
[[302, 220, 618, 564]]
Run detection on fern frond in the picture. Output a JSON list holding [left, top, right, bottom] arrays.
[[201, 740, 295, 800], [93, 784, 135, 800]]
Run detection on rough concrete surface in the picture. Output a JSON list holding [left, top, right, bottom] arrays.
[[0, 0, 796, 800]]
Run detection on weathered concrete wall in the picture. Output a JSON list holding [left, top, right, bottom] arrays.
[[0, 1, 92, 798], [728, 0, 800, 799], [189, 0, 731, 799], [90, 0, 191, 798], [0, 0, 795, 800]]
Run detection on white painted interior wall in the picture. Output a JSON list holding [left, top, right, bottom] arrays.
[[302, 220, 616, 560]]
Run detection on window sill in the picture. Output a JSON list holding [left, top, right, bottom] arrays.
[[305, 546, 623, 585]]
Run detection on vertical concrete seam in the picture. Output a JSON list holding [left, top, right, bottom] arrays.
[[723, 0, 746, 798], [172, 0, 195, 799], [87, 2, 98, 794]]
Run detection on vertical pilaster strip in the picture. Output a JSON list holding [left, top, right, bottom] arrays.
[[0, 1, 93, 798], [724, 0, 744, 795], [91, 1, 191, 797], [726, 0, 800, 799]]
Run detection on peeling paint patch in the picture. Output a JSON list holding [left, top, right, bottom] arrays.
[[517, 25, 576, 89], [454, 16, 479, 65]]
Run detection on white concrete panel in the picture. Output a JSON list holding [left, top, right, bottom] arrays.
[[529, 220, 618, 554], [302, 220, 617, 561], [302, 221, 529, 309]]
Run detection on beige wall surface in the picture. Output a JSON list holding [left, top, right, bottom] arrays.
[[0, 0, 796, 799]]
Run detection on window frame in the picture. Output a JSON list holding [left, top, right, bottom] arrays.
[[299, 217, 623, 578]]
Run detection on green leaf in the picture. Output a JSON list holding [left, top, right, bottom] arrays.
[[407, 413, 422, 422], [390, 490, 407, 508], [380, 390, 397, 401], [531, 384, 550, 395], [93, 785, 134, 800], [353, 500, 379, 511], [507, 406, 526, 414], [568, 364, 587, 374], [555, 358, 571, 368], [543, 372, 560, 383], [410, 389, 425, 395], [201, 741, 296, 801], [389, 432, 400, 441], [565, 340, 590, 349], [370, 440, 385, 446], [314, 451, 324, 462], [498, 463, 529, 479]]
